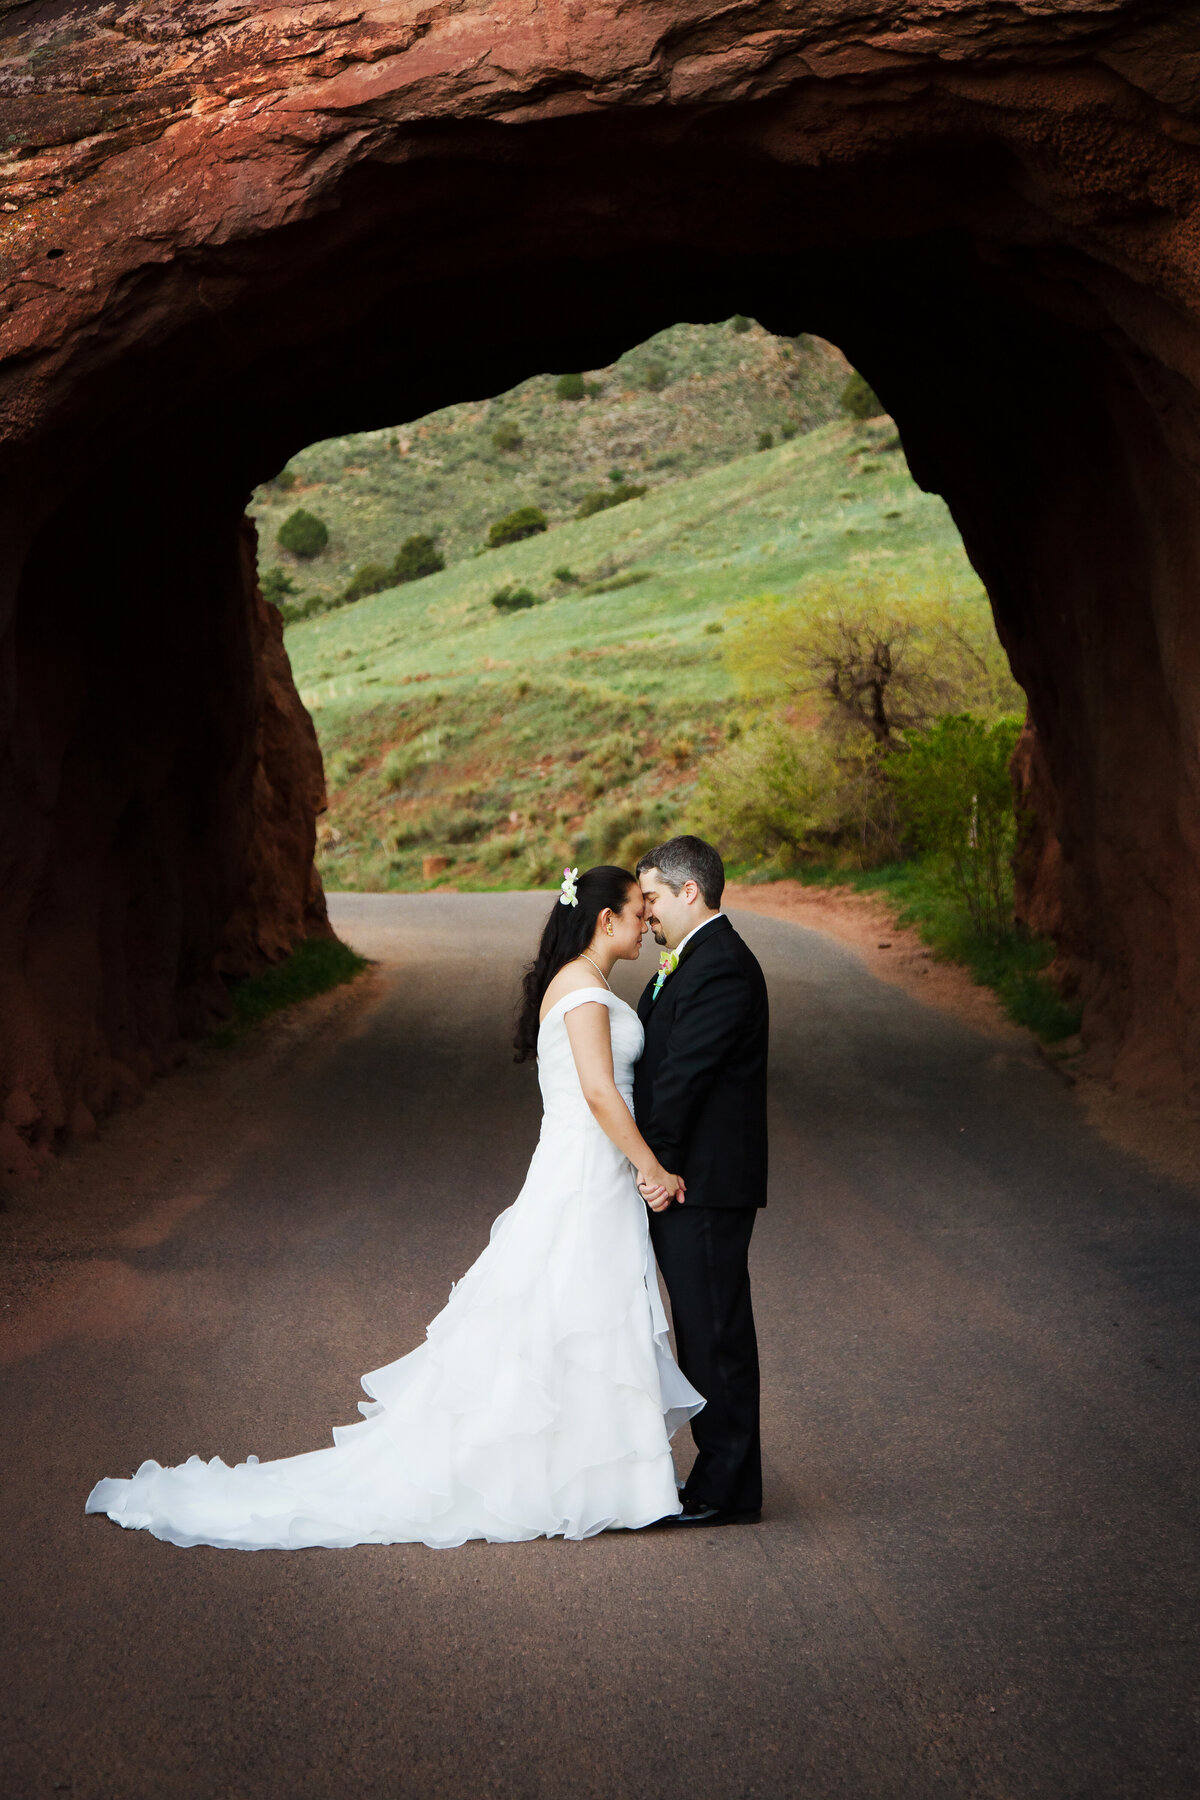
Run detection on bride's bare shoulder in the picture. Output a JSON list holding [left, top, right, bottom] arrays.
[[539, 960, 609, 1022]]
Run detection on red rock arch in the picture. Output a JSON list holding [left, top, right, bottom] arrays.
[[2, 1, 1199, 1163]]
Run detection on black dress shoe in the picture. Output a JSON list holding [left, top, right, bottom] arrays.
[[658, 1500, 762, 1527]]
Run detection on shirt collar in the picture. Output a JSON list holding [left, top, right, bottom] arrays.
[[672, 911, 722, 960]]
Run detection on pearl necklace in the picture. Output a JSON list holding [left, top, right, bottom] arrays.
[[578, 952, 611, 990]]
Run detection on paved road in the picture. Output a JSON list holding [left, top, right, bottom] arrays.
[[3, 893, 1199, 1799]]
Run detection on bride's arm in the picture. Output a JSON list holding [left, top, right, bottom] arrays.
[[564, 1002, 683, 1208]]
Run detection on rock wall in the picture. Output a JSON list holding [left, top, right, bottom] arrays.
[[4, 0, 1200, 1115]]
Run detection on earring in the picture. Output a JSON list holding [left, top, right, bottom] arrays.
[[605, 922, 614, 937]]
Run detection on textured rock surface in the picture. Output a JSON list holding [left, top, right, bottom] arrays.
[[4, 0, 1200, 1125]]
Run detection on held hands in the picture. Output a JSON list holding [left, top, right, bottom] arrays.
[[637, 1168, 686, 1213]]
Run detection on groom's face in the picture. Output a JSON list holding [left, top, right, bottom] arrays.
[[638, 868, 694, 950]]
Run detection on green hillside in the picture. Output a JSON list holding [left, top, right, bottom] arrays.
[[281, 404, 996, 893], [250, 320, 850, 609]]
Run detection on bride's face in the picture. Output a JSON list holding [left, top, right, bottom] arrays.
[[606, 885, 649, 961]]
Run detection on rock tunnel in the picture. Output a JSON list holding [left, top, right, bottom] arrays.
[[2, 0, 1200, 1170]]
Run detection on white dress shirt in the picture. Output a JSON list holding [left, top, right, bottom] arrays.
[[671, 912, 723, 959]]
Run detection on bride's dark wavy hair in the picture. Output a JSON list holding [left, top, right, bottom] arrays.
[[513, 865, 639, 1061]]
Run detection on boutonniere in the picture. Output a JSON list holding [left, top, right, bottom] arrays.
[[651, 949, 679, 1001]]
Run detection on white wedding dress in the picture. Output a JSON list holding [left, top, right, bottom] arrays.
[[86, 987, 703, 1549]]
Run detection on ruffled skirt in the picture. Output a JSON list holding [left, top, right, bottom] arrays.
[[85, 1114, 703, 1549]]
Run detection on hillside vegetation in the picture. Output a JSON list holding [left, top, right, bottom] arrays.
[[276, 382, 1003, 892], [250, 320, 849, 609]]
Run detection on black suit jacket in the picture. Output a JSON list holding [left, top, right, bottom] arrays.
[[634, 914, 769, 1209]]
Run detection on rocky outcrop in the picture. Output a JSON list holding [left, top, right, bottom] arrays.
[[5, 0, 1200, 1113]]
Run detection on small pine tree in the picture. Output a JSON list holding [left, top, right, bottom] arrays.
[[757, 430, 774, 452], [343, 562, 392, 603], [277, 509, 328, 558], [391, 535, 445, 583], [575, 482, 648, 521], [487, 506, 548, 548], [491, 585, 542, 613]]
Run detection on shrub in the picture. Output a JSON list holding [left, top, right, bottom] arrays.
[[577, 800, 670, 866], [704, 620, 724, 635], [343, 561, 391, 603], [392, 534, 445, 583], [584, 380, 603, 399], [757, 431, 774, 452], [730, 314, 752, 334], [842, 371, 884, 420], [696, 721, 882, 864], [575, 482, 648, 520], [643, 363, 669, 392], [260, 567, 298, 609], [492, 421, 523, 452], [781, 424, 797, 441], [579, 570, 650, 596], [891, 714, 1024, 938], [427, 806, 486, 845], [487, 506, 548, 548], [554, 373, 586, 401], [273, 468, 297, 492], [552, 566, 578, 585], [491, 585, 542, 613], [277, 509, 329, 558]]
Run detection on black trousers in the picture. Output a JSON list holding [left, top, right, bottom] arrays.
[[649, 1204, 761, 1514]]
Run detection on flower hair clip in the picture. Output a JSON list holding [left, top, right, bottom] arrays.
[[559, 867, 580, 908]]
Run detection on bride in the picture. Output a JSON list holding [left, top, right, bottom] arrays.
[[86, 865, 704, 1549]]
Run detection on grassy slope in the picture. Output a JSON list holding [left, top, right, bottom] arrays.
[[283, 412, 990, 892], [250, 321, 850, 606]]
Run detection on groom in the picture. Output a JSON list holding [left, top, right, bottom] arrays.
[[634, 836, 769, 1527]]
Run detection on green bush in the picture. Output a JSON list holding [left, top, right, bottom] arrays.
[[277, 509, 329, 559], [491, 585, 542, 613], [391, 534, 445, 583], [575, 482, 648, 520], [427, 806, 486, 845], [842, 371, 884, 420], [584, 380, 603, 399], [487, 506, 548, 548], [272, 468, 297, 492], [554, 373, 586, 402], [260, 567, 298, 609], [730, 314, 752, 334], [552, 566, 578, 585], [891, 714, 1024, 939], [577, 799, 671, 867], [781, 424, 797, 441], [757, 431, 774, 452], [697, 721, 869, 863], [492, 421, 523, 452], [643, 363, 669, 392], [342, 561, 391, 604]]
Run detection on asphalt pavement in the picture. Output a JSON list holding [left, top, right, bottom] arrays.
[[2, 892, 1198, 1799]]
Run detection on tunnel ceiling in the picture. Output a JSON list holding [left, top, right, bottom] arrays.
[[2, 0, 1200, 1172]]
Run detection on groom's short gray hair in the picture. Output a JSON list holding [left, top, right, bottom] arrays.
[[636, 835, 725, 909]]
